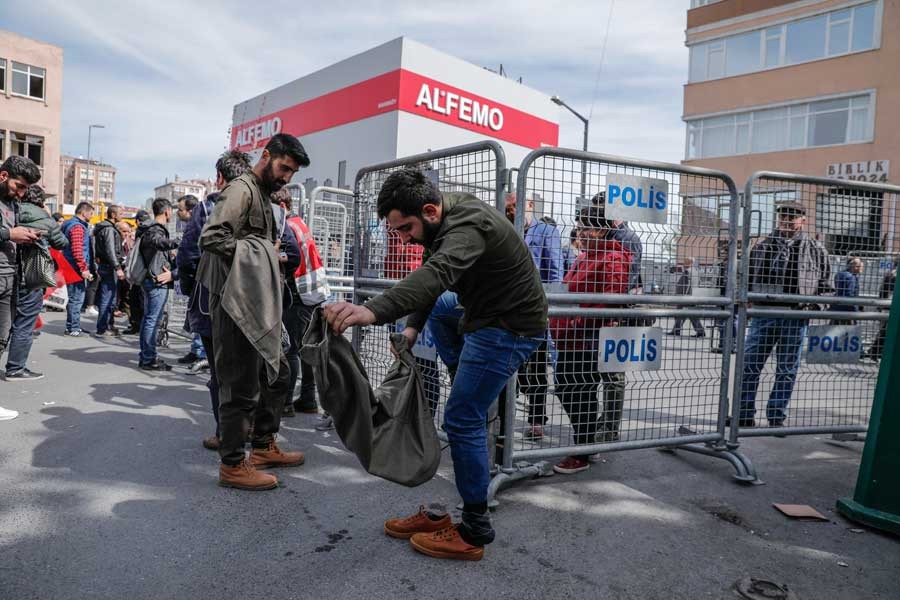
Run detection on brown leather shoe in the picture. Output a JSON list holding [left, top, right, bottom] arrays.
[[384, 506, 452, 539], [219, 458, 278, 491], [410, 526, 484, 561], [202, 435, 220, 451], [249, 441, 305, 469]]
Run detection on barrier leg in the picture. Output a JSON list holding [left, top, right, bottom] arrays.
[[486, 462, 554, 508]]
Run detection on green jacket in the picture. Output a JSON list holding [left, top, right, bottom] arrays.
[[365, 192, 548, 337], [18, 203, 69, 251]]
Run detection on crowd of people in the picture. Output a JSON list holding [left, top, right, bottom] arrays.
[[0, 137, 897, 562]]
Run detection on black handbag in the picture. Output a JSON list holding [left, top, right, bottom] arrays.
[[21, 244, 57, 289]]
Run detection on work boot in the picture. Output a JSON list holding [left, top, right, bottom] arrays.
[[219, 458, 278, 491], [384, 506, 452, 539], [249, 441, 305, 469], [409, 526, 484, 561]]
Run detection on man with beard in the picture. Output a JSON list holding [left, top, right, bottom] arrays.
[[324, 168, 546, 561], [198, 134, 309, 490], [0, 157, 42, 413], [180, 150, 252, 450]]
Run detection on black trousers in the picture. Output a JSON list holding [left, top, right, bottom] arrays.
[[283, 299, 317, 409], [211, 293, 291, 466], [200, 335, 221, 436]]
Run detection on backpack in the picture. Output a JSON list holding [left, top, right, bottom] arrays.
[[124, 241, 147, 285]]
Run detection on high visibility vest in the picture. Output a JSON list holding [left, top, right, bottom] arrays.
[[286, 215, 330, 305]]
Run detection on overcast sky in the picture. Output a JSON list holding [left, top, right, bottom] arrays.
[[8, 0, 690, 203]]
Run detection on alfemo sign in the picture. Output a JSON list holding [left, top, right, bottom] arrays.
[[233, 117, 283, 148], [415, 84, 504, 132]]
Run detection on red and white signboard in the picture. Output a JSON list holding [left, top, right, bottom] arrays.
[[231, 69, 558, 152]]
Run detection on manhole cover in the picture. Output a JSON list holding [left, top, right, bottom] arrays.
[[734, 577, 799, 600]]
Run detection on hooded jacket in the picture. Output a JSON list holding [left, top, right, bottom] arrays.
[[549, 235, 631, 351], [17, 203, 68, 252], [93, 219, 124, 270]]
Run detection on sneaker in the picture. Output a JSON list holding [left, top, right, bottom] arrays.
[[5, 369, 44, 381], [409, 526, 484, 561], [522, 424, 544, 441], [219, 458, 278, 491], [314, 414, 334, 431], [0, 406, 19, 421], [249, 441, 305, 469], [64, 330, 83, 337], [85, 306, 99, 316], [177, 352, 200, 365], [553, 456, 590, 475], [202, 435, 220, 451], [190, 359, 210, 373], [666, 330, 681, 336], [384, 506, 452, 539], [293, 402, 319, 414], [139, 360, 172, 371], [122, 327, 139, 335], [281, 403, 296, 418], [693, 332, 706, 338], [93, 330, 116, 339]]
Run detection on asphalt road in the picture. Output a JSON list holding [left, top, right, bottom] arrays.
[[0, 311, 897, 599]]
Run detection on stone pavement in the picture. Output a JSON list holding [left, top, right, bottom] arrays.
[[0, 311, 897, 599]]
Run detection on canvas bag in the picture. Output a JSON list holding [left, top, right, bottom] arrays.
[[301, 308, 441, 487], [124, 243, 147, 285]]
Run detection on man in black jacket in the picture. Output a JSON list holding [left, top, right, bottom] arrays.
[[93, 205, 125, 337], [137, 198, 179, 371]]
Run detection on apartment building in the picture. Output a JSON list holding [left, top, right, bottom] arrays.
[[0, 30, 63, 202], [59, 155, 116, 214]]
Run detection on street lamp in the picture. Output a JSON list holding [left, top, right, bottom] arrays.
[[87, 124, 105, 163], [551, 96, 589, 201]]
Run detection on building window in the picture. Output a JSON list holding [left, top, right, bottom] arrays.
[[0, 130, 4, 160], [689, 1, 880, 83], [685, 92, 874, 159], [11, 61, 45, 100], [0, 59, 5, 92], [690, 0, 723, 7], [816, 188, 884, 254], [11, 132, 43, 166]]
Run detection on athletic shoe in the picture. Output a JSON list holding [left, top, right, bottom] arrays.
[[190, 359, 209, 373], [553, 456, 590, 475], [177, 352, 200, 365], [384, 506, 452, 539], [409, 526, 484, 561], [0, 407, 19, 421], [314, 414, 334, 431], [140, 360, 172, 371], [281, 403, 296, 418], [84, 306, 99, 316], [5, 369, 44, 381]]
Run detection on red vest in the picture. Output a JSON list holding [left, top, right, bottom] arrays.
[[285, 215, 330, 305]]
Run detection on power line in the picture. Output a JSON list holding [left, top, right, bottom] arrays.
[[588, 0, 615, 122]]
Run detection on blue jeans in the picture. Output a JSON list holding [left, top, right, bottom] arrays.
[[429, 292, 542, 504], [739, 317, 807, 421], [427, 291, 465, 371], [139, 280, 168, 365], [95, 267, 118, 334], [190, 333, 206, 359], [66, 281, 86, 333], [5, 287, 44, 374]]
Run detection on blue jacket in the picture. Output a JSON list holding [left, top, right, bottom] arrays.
[[61, 216, 92, 274], [610, 224, 643, 291], [524, 219, 563, 284], [832, 269, 860, 312], [177, 195, 217, 297]]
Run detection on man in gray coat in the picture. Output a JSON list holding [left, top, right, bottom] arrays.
[[198, 134, 310, 491]]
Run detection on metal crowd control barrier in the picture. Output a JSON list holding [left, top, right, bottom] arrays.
[[352, 141, 507, 466], [283, 182, 306, 217], [308, 186, 354, 302], [489, 147, 750, 501], [731, 173, 898, 468]]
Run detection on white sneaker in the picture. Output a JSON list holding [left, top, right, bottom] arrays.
[[85, 306, 99, 316], [0, 407, 19, 421]]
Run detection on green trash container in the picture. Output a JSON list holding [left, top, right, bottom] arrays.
[[837, 286, 900, 535]]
